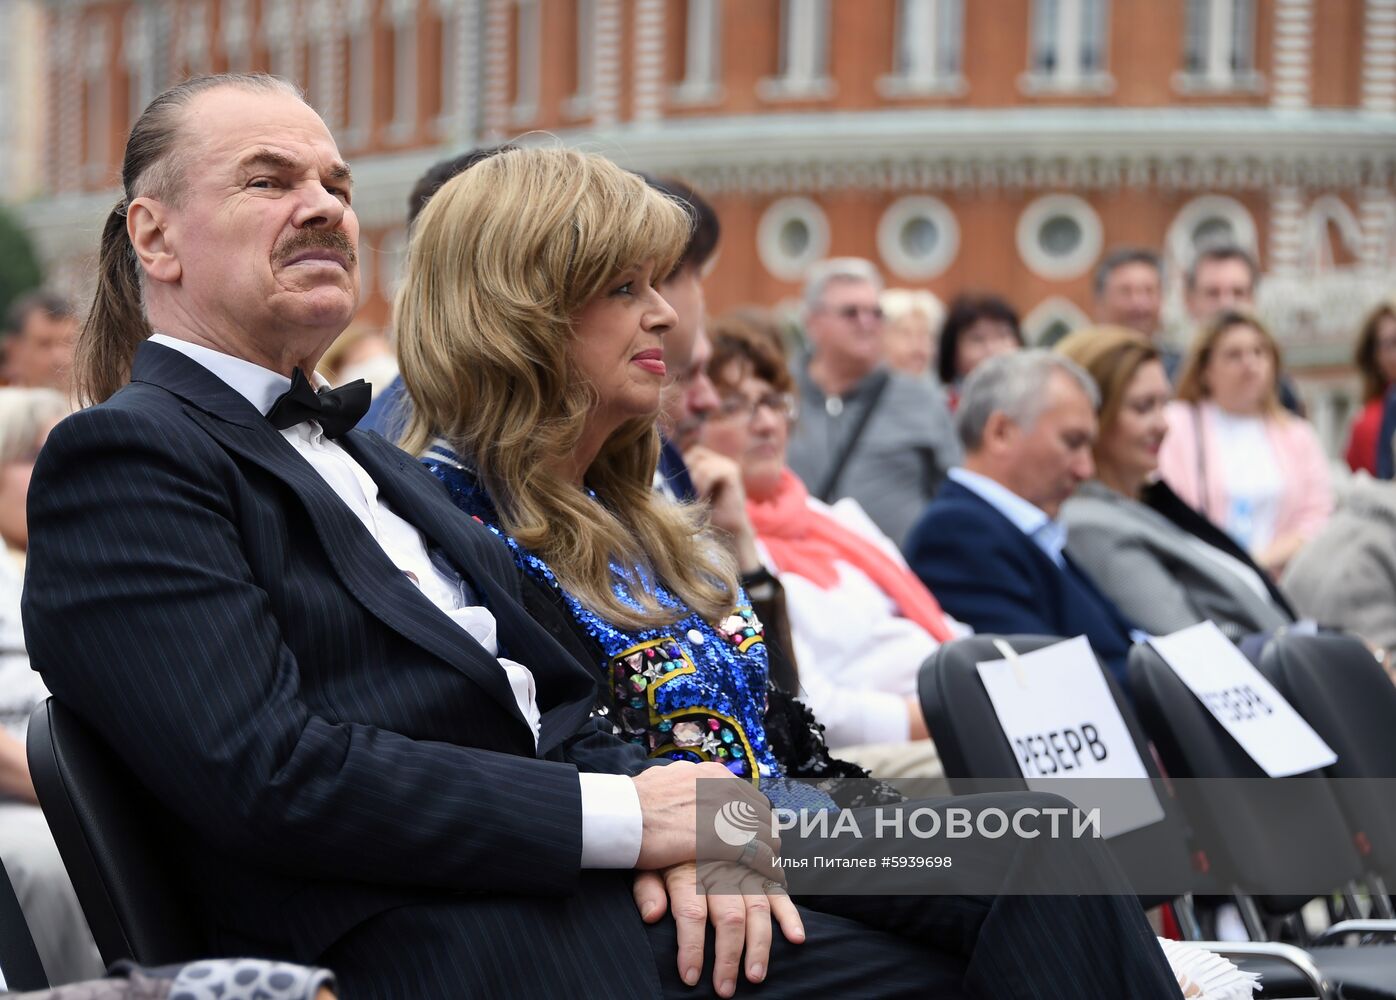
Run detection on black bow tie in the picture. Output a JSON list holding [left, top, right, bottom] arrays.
[[266, 368, 371, 439]]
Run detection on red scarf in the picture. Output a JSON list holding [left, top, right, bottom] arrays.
[[746, 469, 955, 642]]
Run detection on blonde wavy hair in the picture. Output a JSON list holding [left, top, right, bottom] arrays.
[[396, 147, 740, 630]]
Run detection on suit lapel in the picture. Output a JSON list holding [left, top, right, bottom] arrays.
[[345, 434, 599, 755], [131, 343, 533, 735]]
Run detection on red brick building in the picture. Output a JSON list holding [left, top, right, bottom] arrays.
[[11, 0, 1396, 442]]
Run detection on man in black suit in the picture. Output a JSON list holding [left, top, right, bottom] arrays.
[[22, 74, 1182, 999]]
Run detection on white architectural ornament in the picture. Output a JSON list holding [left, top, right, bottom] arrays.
[[881, 0, 966, 98], [434, 0, 479, 143], [1359, 185, 1396, 273], [1268, 184, 1304, 277], [672, 0, 722, 105], [1175, 0, 1262, 94], [309, 0, 347, 129], [1271, 0, 1312, 110], [344, 0, 375, 148], [1021, 0, 1113, 95], [1363, 0, 1396, 113], [1023, 295, 1091, 347], [124, 5, 155, 125], [386, 0, 419, 141], [592, 0, 621, 126], [632, 0, 665, 124], [481, 0, 510, 137], [263, 0, 302, 86], [221, 0, 253, 72], [757, 197, 830, 281], [51, 7, 81, 193], [759, 0, 834, 101], [181, 0, 212, 75], [1015, 193, 1102, 280], [876, 196, 959, 279], [83, 18, 109, 184], [510, 0, 540, 124], [1300, 195, 1367, 274], [1167, 194, 1258, 270]]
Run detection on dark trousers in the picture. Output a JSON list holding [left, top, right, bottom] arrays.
[[323, 793, 1182, 999]]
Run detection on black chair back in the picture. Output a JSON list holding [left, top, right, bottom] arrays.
[[0, 854, 48, 992], [26, 698, 206, 968], [1257, 632, 1396, 881], [1126, 642, 1363, 914], [918, 634, 1199, 903]]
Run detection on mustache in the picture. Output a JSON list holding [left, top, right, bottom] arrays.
[[273, 228, 358, 267]]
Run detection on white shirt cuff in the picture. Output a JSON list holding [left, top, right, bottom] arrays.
[[577, 772, 644, 869]]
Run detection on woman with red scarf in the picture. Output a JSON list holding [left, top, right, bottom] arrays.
[[690, 312, 968, 775]]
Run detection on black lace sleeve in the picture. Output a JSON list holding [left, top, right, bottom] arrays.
[[762, 684, 903, 807]]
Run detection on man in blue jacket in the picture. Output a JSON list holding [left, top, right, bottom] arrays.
[[905, 350, 1139, 685]]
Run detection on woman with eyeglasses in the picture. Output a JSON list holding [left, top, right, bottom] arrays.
[[695, 310, 968, 777], [1055, 326, 1295, 642]]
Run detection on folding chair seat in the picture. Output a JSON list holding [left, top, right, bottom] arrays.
[[1256, 631, 1396, 899], [1128, 641, 1396, 998], [26, 698, 208, 968], [918, 634, 1201, 908], [0, 854, 48, 992]]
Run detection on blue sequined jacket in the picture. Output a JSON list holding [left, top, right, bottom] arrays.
[[421, 442, 881, 811]]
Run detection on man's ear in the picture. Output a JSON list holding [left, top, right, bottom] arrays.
[[127, 197, 181, 285], [981, 410, 1017, 455]]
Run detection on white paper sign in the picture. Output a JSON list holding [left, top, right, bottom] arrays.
[[977, 635, 1166, 838], [0, 960, 7, 991], [1148, 621, 1337, 778]]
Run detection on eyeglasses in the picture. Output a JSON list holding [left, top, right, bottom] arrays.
[[713, 392, 798, 425], [821, 304, 884, 323]]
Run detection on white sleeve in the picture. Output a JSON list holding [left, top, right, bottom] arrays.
[[577, 772, 644, 868]]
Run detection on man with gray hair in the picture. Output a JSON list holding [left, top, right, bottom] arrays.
[[785, 258, 960, 547], [904, 350, 1139, 685]]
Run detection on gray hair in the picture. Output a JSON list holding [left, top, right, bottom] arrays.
[[956, 349, 1100, 452], [0, 388, 69, 465], [802, 257, 884, 314], [1184, 241, 1259, 292]]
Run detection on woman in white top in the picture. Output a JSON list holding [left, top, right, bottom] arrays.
[[1056, 327, 1295, 641], [1156, 309, 1333, 575], [692, 312, 968, 761]]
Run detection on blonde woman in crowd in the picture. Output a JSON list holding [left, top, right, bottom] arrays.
[[1156, 310, 1332, 575], [878, 288, 943, 378], [1056, 327, 1295, 642], [0, 386, 104, 984]]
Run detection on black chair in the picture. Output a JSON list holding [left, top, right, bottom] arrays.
[[1128, 641, 1396, 998], [0, 854, 48, 992], [1257, 631, 1396, 910], [25, 698, 207, 969], [918, 634, 1201, 910]]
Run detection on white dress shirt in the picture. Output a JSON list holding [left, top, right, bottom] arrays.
[[948, 466, 1068, 567], [149, 334, 642, 868]]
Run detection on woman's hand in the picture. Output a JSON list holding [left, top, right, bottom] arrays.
[[684, 445, 763, 573], [632, 861, 805, 998], [1255, 532, 1307, 577]]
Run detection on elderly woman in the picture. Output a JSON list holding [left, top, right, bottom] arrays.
[[394, 149, 880, 811], [692, 310, 967, 777], [879, 288, 943, 378], [0, 387, 104, 985], [1056, 327, 1295, 641], [1157, 309, 1332, 575], [935, 294, 1023, 411]]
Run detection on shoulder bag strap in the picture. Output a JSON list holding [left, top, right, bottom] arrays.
[[814, 370, 891, 503]]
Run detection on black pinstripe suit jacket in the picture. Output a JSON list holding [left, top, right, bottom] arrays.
[[21, 342, 666, 996]]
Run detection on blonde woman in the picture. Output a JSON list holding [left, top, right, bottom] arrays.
[[879, 288, 943, 378], [395, 148, 881, 810], [1157, 309, 1332, 574]]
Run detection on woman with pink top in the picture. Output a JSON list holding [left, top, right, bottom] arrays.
[[1157, 309, 1332, 575]]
